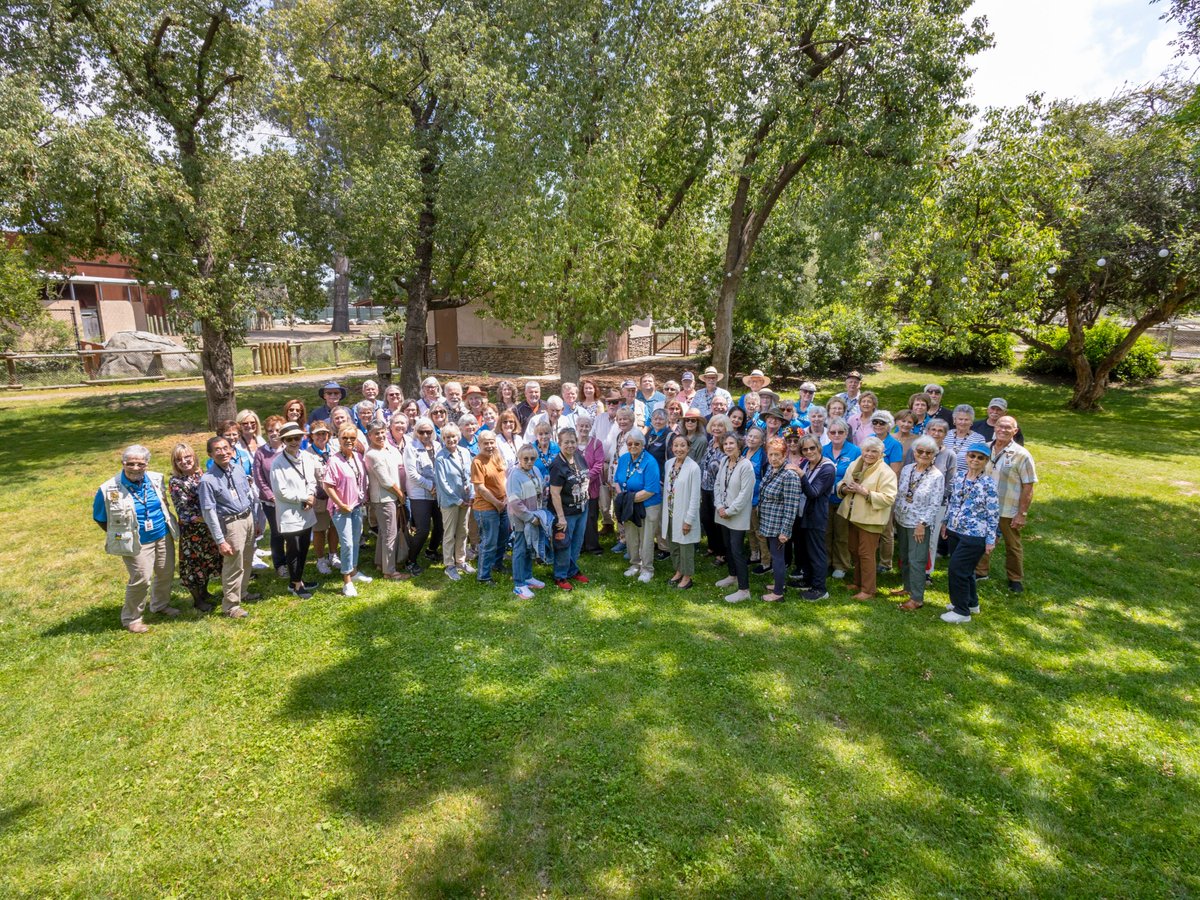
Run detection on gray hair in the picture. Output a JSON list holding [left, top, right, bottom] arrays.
[[953, 403, 975, 419], [368, 420, 388, 435], [457, 413, 478, 427], [924, 383, 943, 394], [808, 405, 827, 418], [859, 436, 885, 454], [557, 426, 578, 442], [707, 413, 733, 435], [355, 399, 377, 415], [925, 418, 949, 434], [912, 435, 938, 455], [826, 417, 850, 434], [122, 444, 151, 463], [413, 416, 435, 432], [440, 423, 461, 441], [624, 430, 645, 446], [421, 376, 440, 388], [650, 406, 668, 421], [362, 379, 379, 391], [546, 396, 564, 411], [574, 413, 593, 428]]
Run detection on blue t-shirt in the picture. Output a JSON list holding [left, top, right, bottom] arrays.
[[615, 451, 662, 507], [742, 446, 766, 506], [93, 472, 168, 542], [534, 442, 560, 480], [882, 434, 904, 466], [637, 391, 666, 427], [823, 442, 862, 505]]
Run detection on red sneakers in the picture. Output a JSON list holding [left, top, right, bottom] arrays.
[[571, 573, 589, 583], [556, 579, 574, 591]]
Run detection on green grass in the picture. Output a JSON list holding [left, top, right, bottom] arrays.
[[1, 363, 1198, 897]]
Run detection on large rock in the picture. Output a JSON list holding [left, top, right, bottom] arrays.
[[98, 331, 201, 378]]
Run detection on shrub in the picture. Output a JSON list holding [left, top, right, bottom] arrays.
[[896, 324, 1015, 371], [1021, 318, 1164, 382], [730, 303, 894, 378]]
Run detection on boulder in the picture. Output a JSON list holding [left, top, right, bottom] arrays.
[[98, 331, 201, 378]]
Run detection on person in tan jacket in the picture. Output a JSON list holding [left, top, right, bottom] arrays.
[[836, 437, 898, 600]]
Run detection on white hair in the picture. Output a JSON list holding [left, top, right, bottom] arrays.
[[122, 444, 151, 463], [546, 396, 564, 411]]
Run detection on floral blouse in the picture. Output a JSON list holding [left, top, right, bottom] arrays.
[[894, 463, 945, 529], [944, 471, 1000, 543], [169, 472, 206, 528], [700, 442, 725, 491]]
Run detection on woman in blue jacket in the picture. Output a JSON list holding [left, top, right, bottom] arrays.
[[795, 435, 836, 600]]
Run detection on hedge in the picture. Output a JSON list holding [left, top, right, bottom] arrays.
[[895, 325, 1015, 371], [1020, 318, 1163, 382]]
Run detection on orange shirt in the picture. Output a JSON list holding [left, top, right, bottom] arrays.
[[471, 452, 507, 511]]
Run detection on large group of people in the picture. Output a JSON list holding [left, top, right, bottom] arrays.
[[94, 368, 1037, 633]]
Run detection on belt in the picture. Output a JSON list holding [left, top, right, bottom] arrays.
[[219, 509, 251, 524]]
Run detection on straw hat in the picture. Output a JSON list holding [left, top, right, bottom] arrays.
[[741, 369, 772, 388]]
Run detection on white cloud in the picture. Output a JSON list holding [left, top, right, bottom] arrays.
[[966, 0, 1181, 112]]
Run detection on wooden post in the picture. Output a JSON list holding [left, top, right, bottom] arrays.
[[291, 341, 305, 372], [251, 344, 262, 375], [332, 339, 340, 367], [1165, 325, 1176, 360], [151, 350, 164, 377]]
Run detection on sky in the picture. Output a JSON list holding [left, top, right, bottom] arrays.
[[965, 0, 1192, 112]]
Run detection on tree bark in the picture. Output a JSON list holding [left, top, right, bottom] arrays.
[[200, 317, 237, 428], [558, 327, 581, 384], [330, 253, 351, 333]]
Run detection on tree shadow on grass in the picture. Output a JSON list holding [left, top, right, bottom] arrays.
[[276, 506, 1200, 897], [40, 603, 120, 637], [0, 800, 40, 837]]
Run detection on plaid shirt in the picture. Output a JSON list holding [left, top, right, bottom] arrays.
[[757, 464, 803, 538], [986, 440, 1037, 518]]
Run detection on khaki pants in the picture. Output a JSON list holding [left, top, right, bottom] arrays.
[[976, 515, 1024, 581], [625, 504, 663, 576], [373, 501, 408, 575], [121, 534, 175, 626], [669, 541, 696, 577], [599, 483, 615, 526], [441, 504, 470, 568], [827, 510, 852, 572], [747, 507, 767, 561], [220, 513, 256, 614]]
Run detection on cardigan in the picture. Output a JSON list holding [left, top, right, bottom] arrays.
[[269, 449, 319, 533], [798, 456, 836, 530], [661, 456, 701, 544], [713, 456, 756, 532], [836, 458, 898, 530]]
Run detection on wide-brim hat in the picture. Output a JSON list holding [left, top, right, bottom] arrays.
[[763, 405, 789, 421], [317, 381, 347, 402], [799, 381, 818, 393], [742, 369, 772, 388], [701, 366, 723, 380], [682, 407, 706, 421], [310, 420, 332, 435], [278, 422, 305, 442], [464, 384, 486, 398]]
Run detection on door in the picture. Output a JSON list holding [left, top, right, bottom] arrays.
[[434, 308, 459, 370]]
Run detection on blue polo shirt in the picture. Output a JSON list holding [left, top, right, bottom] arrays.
[[93, 472, 168, 542], [615, 451, 662, 507], [882, 434, 904, 466], [823, 442, 862, 506]]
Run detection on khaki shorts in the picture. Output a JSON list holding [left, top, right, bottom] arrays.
[[314, 506, 333, 532]]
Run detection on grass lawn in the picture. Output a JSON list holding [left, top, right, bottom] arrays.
[[1, 363, 1198, 897]]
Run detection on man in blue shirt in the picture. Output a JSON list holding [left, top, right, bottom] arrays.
[[635, 373, 666, 427], [198, 436, 260, 619], [93, 444, 179, 633]]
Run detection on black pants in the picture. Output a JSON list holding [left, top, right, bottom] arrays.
[[785, 514, 804, 570], [283, 528, 312, 584], [721, 525, 748, 589], [796, 526, 829, 592], [701, 489, 726, 557], [582, 497, 602, 552], [947, 531, 986, 615], [262, 503, 286, 569], [767, 535, 789, 594], [409, 499, 438, 562]]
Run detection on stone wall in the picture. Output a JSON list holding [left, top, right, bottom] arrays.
[[627, 334, 652, 358], [424, 342, 599, 376]]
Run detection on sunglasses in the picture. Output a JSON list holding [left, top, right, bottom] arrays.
[[417, 429, 433, 435], [915, 449, 935, 456], [282, 435, 302, 442]]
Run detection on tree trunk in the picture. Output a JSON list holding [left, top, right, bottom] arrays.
[[558, 327, 581, 384], [1069, 371, 1109, 411], [710, 276, 739, 389], [200, 317, 237, 428], [330, 253, 351, 333], [399, 278, 429, 399]]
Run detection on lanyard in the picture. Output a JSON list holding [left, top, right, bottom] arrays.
[[621, 452, 644, 489], [283, 452, 312, 492]]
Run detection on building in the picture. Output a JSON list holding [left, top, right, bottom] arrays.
[[39, 252, 171, 343], [425, 305, 654, 375]]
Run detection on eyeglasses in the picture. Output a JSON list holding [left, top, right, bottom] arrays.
[[124, 461, 147, 467], [928, 389, 943, 394], [283, 435, 302, 443], [914, 449, 935, 456], [828, 430, 847, 435], [417, 429, 433, 435], [606, 400, 619, 405]]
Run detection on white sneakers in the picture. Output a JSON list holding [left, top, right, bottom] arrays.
[[251, 557, 270, 570], [831, 569, 846, 580], [715, 576, 737, 588], [513, 585, 535, 600], [342, 581, 358, 597], [624, 565, 640, 577], [526, 577, 545, 589], [460, 562, 476, 575], [637, 572, 653, 584], [724, 589, 751, 603], [940, 610, 971, 623], [352, 572, 373, 584], [316, 558, 332, 575]]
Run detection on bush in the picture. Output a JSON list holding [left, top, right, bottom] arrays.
[[896, 325, 1015, 371], [730, 303, 894, 378], [1020, 318, 1164, 382]]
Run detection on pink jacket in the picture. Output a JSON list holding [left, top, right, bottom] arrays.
[[583, 437, 605, 500]]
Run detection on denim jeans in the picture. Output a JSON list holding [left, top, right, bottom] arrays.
[[474, 508, 509, 582], [512, 526, 534, 587], [331, 506, 364, 574], [947, 530, 986, 615], [553, 511, 587, 580]]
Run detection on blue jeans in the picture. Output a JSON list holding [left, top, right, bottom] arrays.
[[331, 506, 364, 574], [552, 511, 587, 580], [474, 508, 509, 582], [512, 526, 535, 587], [947, 531, 986, 615]]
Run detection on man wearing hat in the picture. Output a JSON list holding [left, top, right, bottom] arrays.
[[269, 422, 320, 598], [977, 415, 1037, 592], [972, 398, 1025, 445], [677, 371, 697, 408], [690, 366, 732, 418], [738, 369, 771, 412], [835, 371, 864, 420], [794, 381, 818, 428], [308, 381, 348, 426]]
